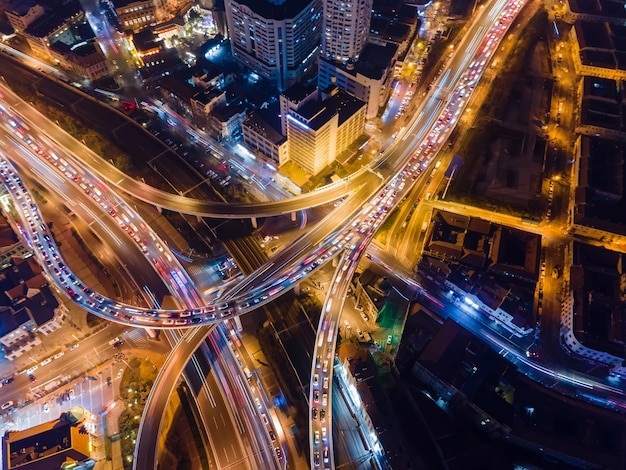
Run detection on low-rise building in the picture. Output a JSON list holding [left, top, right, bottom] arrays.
[[318, 42, 398, 119], [0, 257, 67, 361], [157, 74, 197, 116], [2, 407, 91, 470], [113, 0, 157, 32], [50, 41, 108, 81], [4, 0, 44, 33], [353, 268, 389, 323], [242, 110, 289, 166], [210, 104, 246, 140], [571, 21, 626, 81], [190, 87, 226, 118], [22, 1, 83, 60]]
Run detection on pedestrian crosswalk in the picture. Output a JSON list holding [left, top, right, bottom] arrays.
[[123, 329, 151, 350]]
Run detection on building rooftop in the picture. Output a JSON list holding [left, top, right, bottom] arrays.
[[353, 42, 398, 80], [572, 242, 626, 356], [575, 135, 626, 233], [488, 227, 540, 281], [582, 76, 618, 100], [192, 87, 224, 105], [23, 0, 82, 39], [569, 0, 626, 20], [112, 0, 153, 10], [370, 19, 411, 44], [158, 75, 197, 102], [243, 110, 286, 145], [294, 88, 365, 131], [281, 81, 317, 105], [211, 104, 246, 122], [229, 0, 313, 21], [5, 0, 38, 16], [3, 409, 90, 470], [132, 28, 159, 52]]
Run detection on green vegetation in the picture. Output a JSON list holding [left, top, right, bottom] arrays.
[[1, 74, 173, 193], [118, 357, 158, 470], [448, 7, 548, 218], [374, 207, 400, 246]]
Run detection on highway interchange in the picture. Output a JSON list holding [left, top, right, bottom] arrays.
[[0, 0, 624, 468]]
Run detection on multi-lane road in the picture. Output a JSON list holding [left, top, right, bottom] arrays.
[[0, 0, 624, 468], [308, 0, 532, 465]]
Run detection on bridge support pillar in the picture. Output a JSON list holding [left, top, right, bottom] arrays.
[[251, 217, 257, 229], [291, 212, 296, 223], [155, 205, 162, 214], [145, 328, 158, 339], [233, 316, 243, 332], [197, 215, 203, 223]]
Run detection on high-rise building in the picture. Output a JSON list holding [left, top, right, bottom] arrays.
[[286, 87, 365, 175], [224, 0, 322, 91], [318, 0, 397, 119], [318, 42, 397, 119], [321, 0, 373, 63]]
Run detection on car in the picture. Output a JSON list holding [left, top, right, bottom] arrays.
[[387, 334, 393, 345], [322, 427, 327, 441], [42, 402, 49, 413], [323, 377, 329, 390], [70, 343, 79, 351], [322, 393, 328, 406], [2, 378, 14, 386], [314, 451, 320, 467], [1, 401, 14, 410], [28, 374, 36, 383], [109, 337, 123, 348], [323, 446, 329, 463], [314, 431, 320, 445], [312, 407, 318, 420], [319, 409, 326, 422], [313, 390, 320, 402], [275, 446, 283, 459], [313, 374, 319, 387], [26, 366, 38, 375]]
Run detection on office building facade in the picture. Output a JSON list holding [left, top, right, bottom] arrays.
[[286, 87, 365, 175], [321, 0, 373, 62], [224, 0, 322, 91]]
